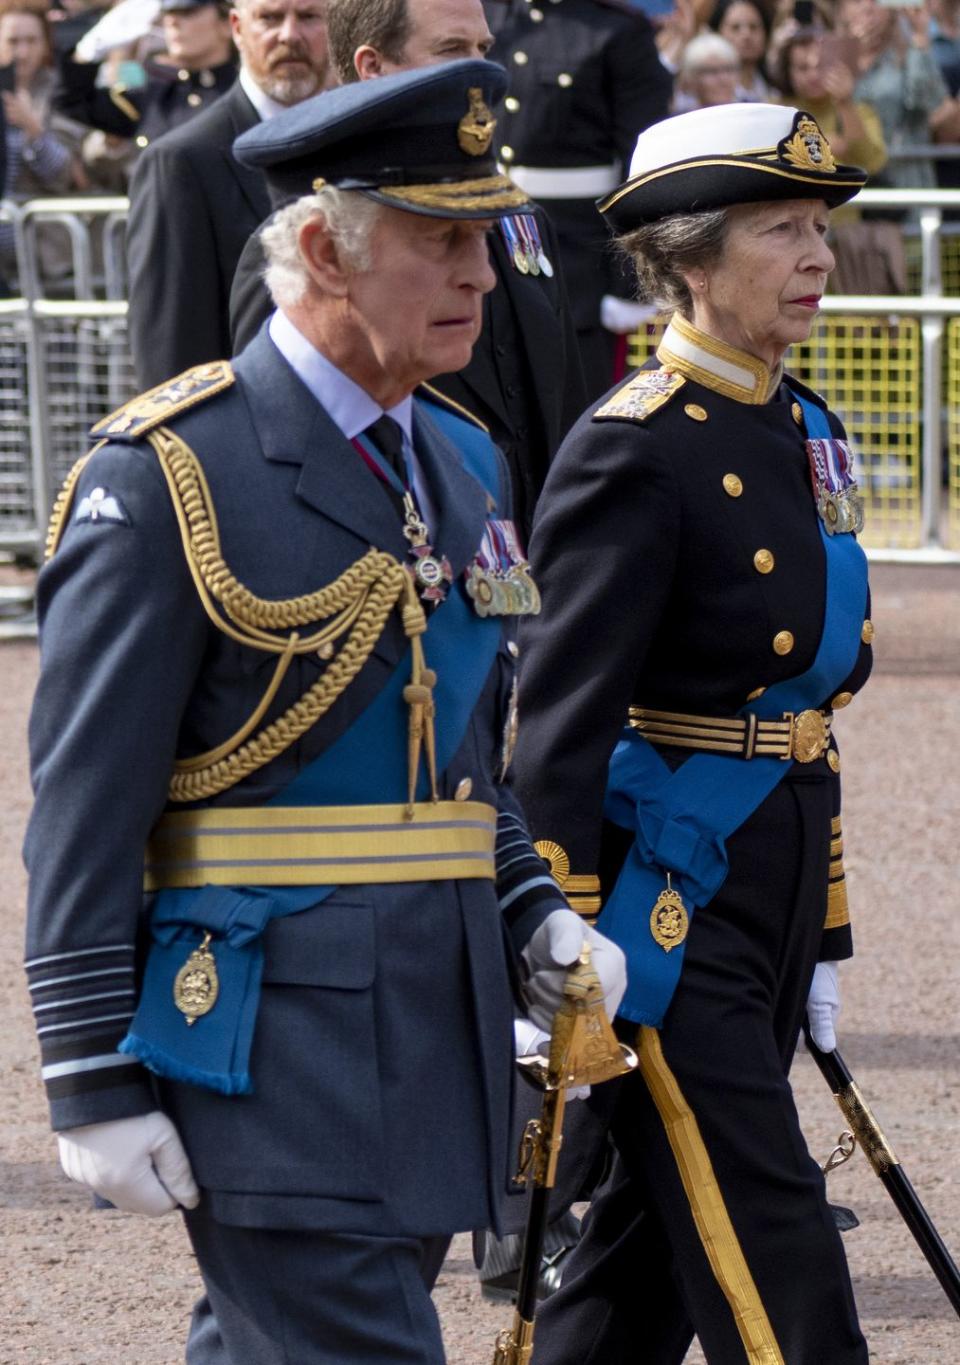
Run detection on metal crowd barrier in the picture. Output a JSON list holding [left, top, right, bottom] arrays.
[[1, 189, 959, 628]]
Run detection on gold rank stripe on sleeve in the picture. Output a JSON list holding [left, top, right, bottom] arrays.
[[592, 369, 686, 424], [638, 1027, 786, 1364], [91, 361, 235, 440], [533, 839, 602, 919], [825, 814, 850, 930]]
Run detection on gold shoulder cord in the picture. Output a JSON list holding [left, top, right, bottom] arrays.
[[45, 426, 438, 810]]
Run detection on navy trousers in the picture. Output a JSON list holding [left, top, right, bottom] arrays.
[[533, 765, 868, 1365], [184, 1211, 451, 1364]]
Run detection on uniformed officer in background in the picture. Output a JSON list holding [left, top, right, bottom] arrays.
[[485, 0, 672, 395], [229, 0, 588, 543], [56, 0, 237, 153], [24, 60, 625, 1365]]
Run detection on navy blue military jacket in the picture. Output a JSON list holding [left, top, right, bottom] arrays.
[[24, 327, 566, 1235], [513, 356, 873, 963]]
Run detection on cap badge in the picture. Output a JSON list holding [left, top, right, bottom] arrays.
[[458, 87, 496, 156], [780, 113, 837, 175]]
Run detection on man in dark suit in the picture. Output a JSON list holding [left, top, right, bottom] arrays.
[[25, 62, 625, 1364], [125, 0, 332, 387], [230, 0, 587, 541]]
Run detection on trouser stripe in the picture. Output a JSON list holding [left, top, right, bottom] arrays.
[[638, 1025, 785, 1365]]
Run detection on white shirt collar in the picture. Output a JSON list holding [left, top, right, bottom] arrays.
[[268, 309, 414, 444], [238, 66, 293, 123]]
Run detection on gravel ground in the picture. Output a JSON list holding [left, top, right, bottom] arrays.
[[2, 563, 958, 1364]]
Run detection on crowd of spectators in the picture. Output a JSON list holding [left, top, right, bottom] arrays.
[[2, 0, 960, 294]]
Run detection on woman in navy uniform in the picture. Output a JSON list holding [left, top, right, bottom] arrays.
[[513, 103, 874, 1362]]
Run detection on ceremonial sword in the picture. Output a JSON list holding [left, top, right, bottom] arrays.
[[806, 1029, 960, 1318], [492, 946, 637, 1365]]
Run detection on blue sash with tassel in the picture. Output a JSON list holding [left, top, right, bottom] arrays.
[[597, 388, 868, 1027], [121, 400, 505, 1092]]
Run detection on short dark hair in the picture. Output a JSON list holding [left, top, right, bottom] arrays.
[[327, 0, 411, 84], [776, 27, 819, 97]]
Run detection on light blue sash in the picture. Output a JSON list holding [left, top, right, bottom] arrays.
[[597, 389, 869, 1027], [121, 400, 506, 1092]]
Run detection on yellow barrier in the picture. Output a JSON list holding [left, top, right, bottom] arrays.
[[627, 317, 936, 551]]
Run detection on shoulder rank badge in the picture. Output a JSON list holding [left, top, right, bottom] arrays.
[[806, 437, 864, 535], [593, 369, 686, 424], [91, 360, 235, 440], [74, 485, 129, 526], [465, 518, 541, 617]]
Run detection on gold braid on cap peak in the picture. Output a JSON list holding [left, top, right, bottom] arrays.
[[377, 174, 529, 211]]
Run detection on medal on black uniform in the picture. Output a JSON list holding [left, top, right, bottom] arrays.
[[806, 437, 865, 536], [465, 517, 541, 617], [401, 493, 453, 604]]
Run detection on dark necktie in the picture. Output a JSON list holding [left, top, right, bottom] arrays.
[[363, 414, 408, 517]]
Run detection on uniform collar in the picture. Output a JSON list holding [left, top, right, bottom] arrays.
[[657, 313, 782, 404]]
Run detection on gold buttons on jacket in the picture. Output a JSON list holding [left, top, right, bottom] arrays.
[[684, 403, 707, 422], [507, 640, 520, 658], [753, 548, 774, 574], [831, 691, 852, 709], [791, 402, 803, 425], [136, 135, 149, 148], [827, 750, 841, 773], [455, 778, 473, 801], [200, 69, 216, 87], [861, 619, 875, 644], [746, 686, 766, 701], [501, 145, 515, 162], [722, 473, 743, 497], [505, 96, 520, 112], [187, 92, 202, 107], [513, 50, 529, 64], [177, 68, 190, 81], [773, 630, 794, 656], [557, 72, 573, 86], [530, 7, 544, 18]]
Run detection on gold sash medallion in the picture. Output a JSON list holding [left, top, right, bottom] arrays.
[[173, 932, 220, 1025], [650, 880, 688, 951]]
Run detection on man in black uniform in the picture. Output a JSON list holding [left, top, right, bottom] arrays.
[[229, 0, 587, 541], [485, 0, 671, 396], [125, 0, 332, 388], [56, 0, 237, 152]]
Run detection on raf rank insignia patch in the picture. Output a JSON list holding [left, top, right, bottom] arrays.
[[74, 485, 130, 525], [91, 361, 235, 440], [593, 369, 686, 424]]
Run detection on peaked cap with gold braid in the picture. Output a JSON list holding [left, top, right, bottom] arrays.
[[600, 104, 867, 234]]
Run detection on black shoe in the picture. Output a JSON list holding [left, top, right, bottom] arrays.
[[480, 1244, 575, 1304]]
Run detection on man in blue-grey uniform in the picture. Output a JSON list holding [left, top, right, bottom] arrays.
[[23, 60, 625, 1364]]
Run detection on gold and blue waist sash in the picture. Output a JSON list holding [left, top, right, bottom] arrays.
[[144, 800, 497, 890]]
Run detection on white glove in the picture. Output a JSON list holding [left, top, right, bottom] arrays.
[[600, 294, 660, 335], [514, 1017, 589, 1100], [57, 1111, 199, 1217], [74, 0, 160, 63], [806, 960, 841, 1052], [521, 909, 627, 1034]]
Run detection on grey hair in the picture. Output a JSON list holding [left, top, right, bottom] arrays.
[[679, 31, 738, 80], [617, 209, 730, 318], [261, 187, 384, 308]]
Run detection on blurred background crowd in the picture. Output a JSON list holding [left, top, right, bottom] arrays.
[[1, 0, 959, 304]]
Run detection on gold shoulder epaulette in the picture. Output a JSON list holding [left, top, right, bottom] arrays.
[[91, 361, 235, 440], [593, 369, 686, 424], [418, 382, 489, 432]]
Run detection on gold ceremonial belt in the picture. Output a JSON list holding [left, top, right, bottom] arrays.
[[144, 801, 497, 890], [628, 706, 833, 764]]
